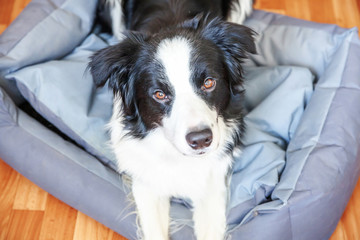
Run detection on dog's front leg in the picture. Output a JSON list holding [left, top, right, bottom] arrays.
[[192, 179, 227, 240], [132, 181, 170, 240]]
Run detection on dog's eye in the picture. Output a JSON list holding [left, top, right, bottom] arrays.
[[202, 78, 216, 91], [153, 90, 168, 101]]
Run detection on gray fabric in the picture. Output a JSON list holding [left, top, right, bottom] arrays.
[[229, 66, 313, 208], [8, 33, 118, 168], [0, 0, 97, 103], [0, 0, 66, 57], [1, 5, 360, 240], [0, 0, 97, 72]]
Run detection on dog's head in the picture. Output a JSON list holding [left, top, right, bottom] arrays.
[[89, 16, 256, 156]]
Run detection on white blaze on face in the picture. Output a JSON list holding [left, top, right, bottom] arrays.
[[156, 37, 221, 156]]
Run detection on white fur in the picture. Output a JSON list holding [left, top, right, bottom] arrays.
[[107, 0, 126, 40], [227, 0, 253, 25], [109, 37, 240, 240]]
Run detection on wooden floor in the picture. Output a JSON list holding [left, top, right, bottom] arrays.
[[1, 0, 360, 239]]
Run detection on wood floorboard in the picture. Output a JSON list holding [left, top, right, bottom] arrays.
[[0, 160, 20, 240], [39, 195, 78, 240], [0, 0, 360, 239], [308, 0, 337, 24], [13, 176, 48, 211], [283, 0, 312, 21], [0, 0, 14, 26], [6, 210, 44, 240]]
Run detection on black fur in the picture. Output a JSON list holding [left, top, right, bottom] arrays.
[[122, 0, 235, 34]]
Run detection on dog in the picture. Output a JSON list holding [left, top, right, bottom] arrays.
[[89, 0, 256, 239]]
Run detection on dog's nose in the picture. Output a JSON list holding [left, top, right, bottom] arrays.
[[186, 128, 213, 150]]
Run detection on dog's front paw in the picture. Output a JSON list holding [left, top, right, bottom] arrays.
[[193, 214, 227, 240]]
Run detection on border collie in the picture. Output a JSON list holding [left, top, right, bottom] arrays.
[[89, 0, 256, 239]]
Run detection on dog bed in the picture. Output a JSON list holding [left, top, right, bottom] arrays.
[[1, 0, 360, 239]]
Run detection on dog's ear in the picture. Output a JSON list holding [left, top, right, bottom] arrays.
[[200, 18, 256, 93], [88, 32, 148, 125], [88, 31, 147, 92]]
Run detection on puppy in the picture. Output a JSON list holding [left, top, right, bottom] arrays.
[[89, 0, 256, 239]]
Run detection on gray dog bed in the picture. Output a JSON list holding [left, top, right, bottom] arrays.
[[1, 0, 360, 239]]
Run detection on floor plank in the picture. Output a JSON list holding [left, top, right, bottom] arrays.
[[284, 0, 311, 21], [0, 160, 20, 240], [0, 0, 14, 27], [255, 0, 286, 10], [5, 210, 44, 240], [73, 212, 127, 240], [39, 195, 78, 240], [331, 179, 360, 240], [307, 0, 337, 24], [13, 175, 48, 211], [331, 0, 360, 29]]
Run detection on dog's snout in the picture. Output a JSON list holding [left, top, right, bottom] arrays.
[[186, 128, 213, 150]]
